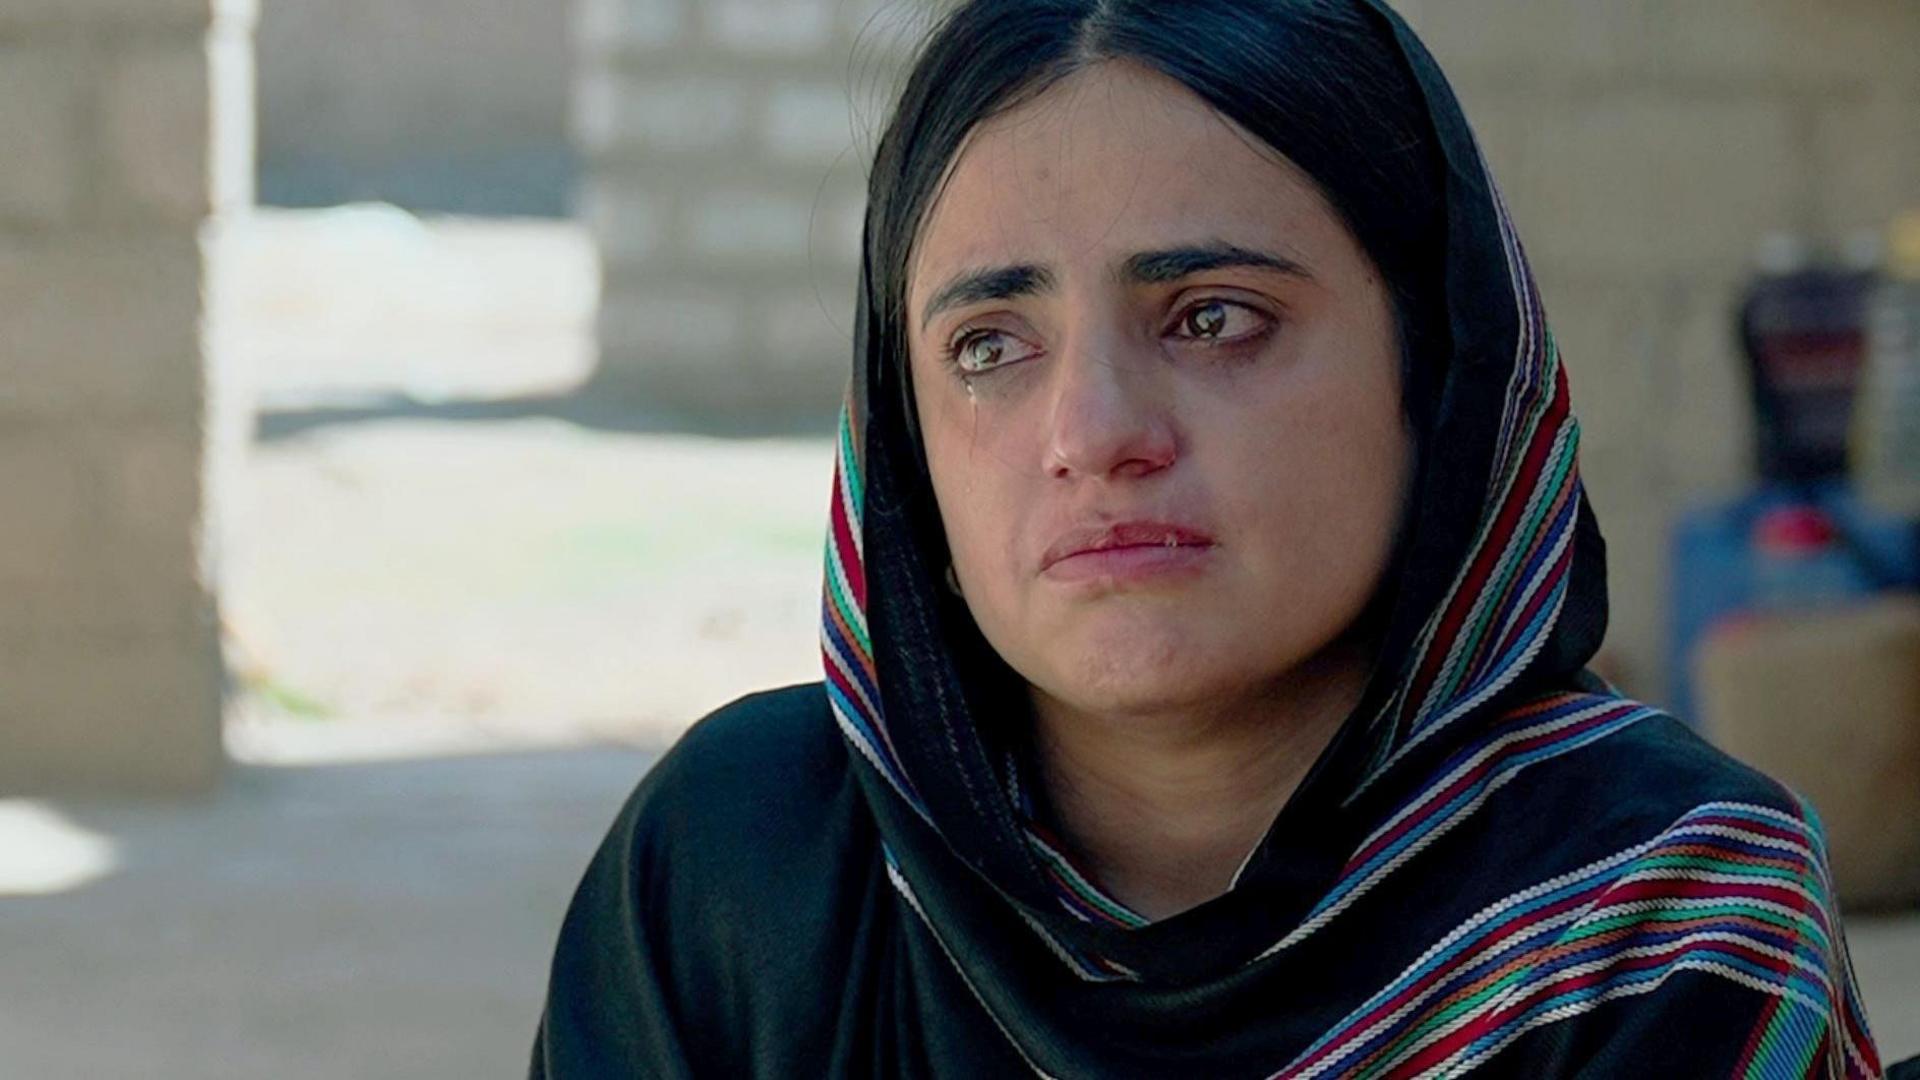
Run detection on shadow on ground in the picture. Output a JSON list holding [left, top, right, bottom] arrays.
[[0, 746, 659, 1080], [255, 387, 840, 444]]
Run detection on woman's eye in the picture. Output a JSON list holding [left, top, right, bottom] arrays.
[[1172, 299, 1268, 343], [949, 329, 1036, 374]]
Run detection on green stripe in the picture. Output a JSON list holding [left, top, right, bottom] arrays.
[[1425, 433, 1576, 710], [1032, 845, 1148, 927], [838, 406, 863, 502], [823, 554, 872, 655], [1563, 900, 1816, 945]]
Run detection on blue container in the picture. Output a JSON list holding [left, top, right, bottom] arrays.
[[1665, 480, 1919, 725]]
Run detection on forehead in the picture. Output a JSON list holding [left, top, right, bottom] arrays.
[[909, 59, 1346, 300]]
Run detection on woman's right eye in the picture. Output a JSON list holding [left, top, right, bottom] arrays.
[[947, 329, 1039, 375]]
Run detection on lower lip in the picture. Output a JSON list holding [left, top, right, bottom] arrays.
[[1042, 543, 1215, 585]]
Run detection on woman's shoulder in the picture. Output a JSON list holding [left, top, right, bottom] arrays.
[[534, 683, 879, 1076], [1576, 696, 1806, 813], [1491, 689, 1829, 860], [646, 680, 847, 798], [618, 680, 861, 864]]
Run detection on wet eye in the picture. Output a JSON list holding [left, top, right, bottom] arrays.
[[949, 329, 1037, 374], [1171, 299, 1269, 343]]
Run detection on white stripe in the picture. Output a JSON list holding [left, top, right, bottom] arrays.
[[883, 859, 1063, 1077], [1274, 841, 1658, 1080], [1257, 702, 1647, 963], [1266, 801, 1823, 1077], [1430, 957, 1832, 1079]]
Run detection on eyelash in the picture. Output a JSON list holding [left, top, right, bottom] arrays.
[[940, 298, 1276, 377]]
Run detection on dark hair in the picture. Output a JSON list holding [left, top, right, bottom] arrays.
[[865, 0, 1450, 459]]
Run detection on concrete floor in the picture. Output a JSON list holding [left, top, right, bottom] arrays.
[[0, 745, 657, 1080]]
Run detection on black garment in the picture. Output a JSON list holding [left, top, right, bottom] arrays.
[[532, 1, 1884, 1075], [529, 684, 1879, 1078], [530, 684, 1031, 1077]]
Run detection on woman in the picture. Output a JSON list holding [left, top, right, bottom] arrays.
[[532, 1, 1886, 1075]]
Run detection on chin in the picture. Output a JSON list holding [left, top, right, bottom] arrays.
[[1037, 631, 1242, 717]]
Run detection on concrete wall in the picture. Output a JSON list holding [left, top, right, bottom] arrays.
[[256, 0, 576, 216], [574, 0, 935, 421], [0, 0, 254, 793], [1394, 0, 1920, 701]]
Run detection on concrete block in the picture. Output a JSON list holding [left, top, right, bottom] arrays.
[[597, 282, 751, 361], [702, 0, 834, 55], [0, 237, 204, 416], [0, 431, 91, 586], [758, 288, 856, 365], [1394, 0, 1643, 83], [1812, 87, 1920, 238], [1644, 0, 1920, 91], [5, 566, 211, 644], [573, 71, 748, 155], [762, 81, 856, 166], [0, 631, 223, 796], [1662, 279, 1756, 500], [579, 182, 663, 260], [685, 189, 816, 262], [0, 0, 215, 29], [1508, 97, 1803, 277], [0, 420, 209, 637], [574, 0, 686, 52], [100, 43, 213, 222], [0, 47, 82, 226], [840, 0, 939, 51], [1533, 274, 1665, 458], [102, 422, 207, 564], [1401, 0, 1917, 91]]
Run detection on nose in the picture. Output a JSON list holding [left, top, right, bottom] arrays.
[[1043, 324, 1178, 482]]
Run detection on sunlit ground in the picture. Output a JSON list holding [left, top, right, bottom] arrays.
[[212, 206, 834, 761]]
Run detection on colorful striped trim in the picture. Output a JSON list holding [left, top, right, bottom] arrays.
[[1265, 802, 1878, 1079], [820, 390, 925, 818], [1357, 144, 1584, 792], [1255, 692, 1659, 966]]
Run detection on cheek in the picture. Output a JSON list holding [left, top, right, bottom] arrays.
[[1222, 368, 1409, 590], [918, 384, 1029, 580]]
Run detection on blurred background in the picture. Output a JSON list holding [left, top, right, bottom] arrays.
[[1, 0, 1917, 1075]]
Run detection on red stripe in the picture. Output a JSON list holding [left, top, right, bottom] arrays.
[[1469, 477, 1575, 673], [1390, 935, 1793, 1077], [1288, 881, 1616, 1073], [821, 594, 877, 691], [828, 469, 866, 610], [1400, 413, 1562, 727]]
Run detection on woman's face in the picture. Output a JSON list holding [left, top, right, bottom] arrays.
[[906, 59, 1414, 719]]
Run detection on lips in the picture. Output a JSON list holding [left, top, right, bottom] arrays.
[[1040, 520, 1217, 572]]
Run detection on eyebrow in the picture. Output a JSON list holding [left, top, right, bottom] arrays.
[[918, 241, 1313, 332]]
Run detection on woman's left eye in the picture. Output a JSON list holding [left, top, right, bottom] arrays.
[[1170, 299, 1269, 343]]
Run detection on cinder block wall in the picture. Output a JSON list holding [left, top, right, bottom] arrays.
[[256, 0, 576, 215], [0, 0, 254, 793], [574, 0, 933, 421], [576, 0, 1920, 704], [1395, 0, 1920, 702]]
